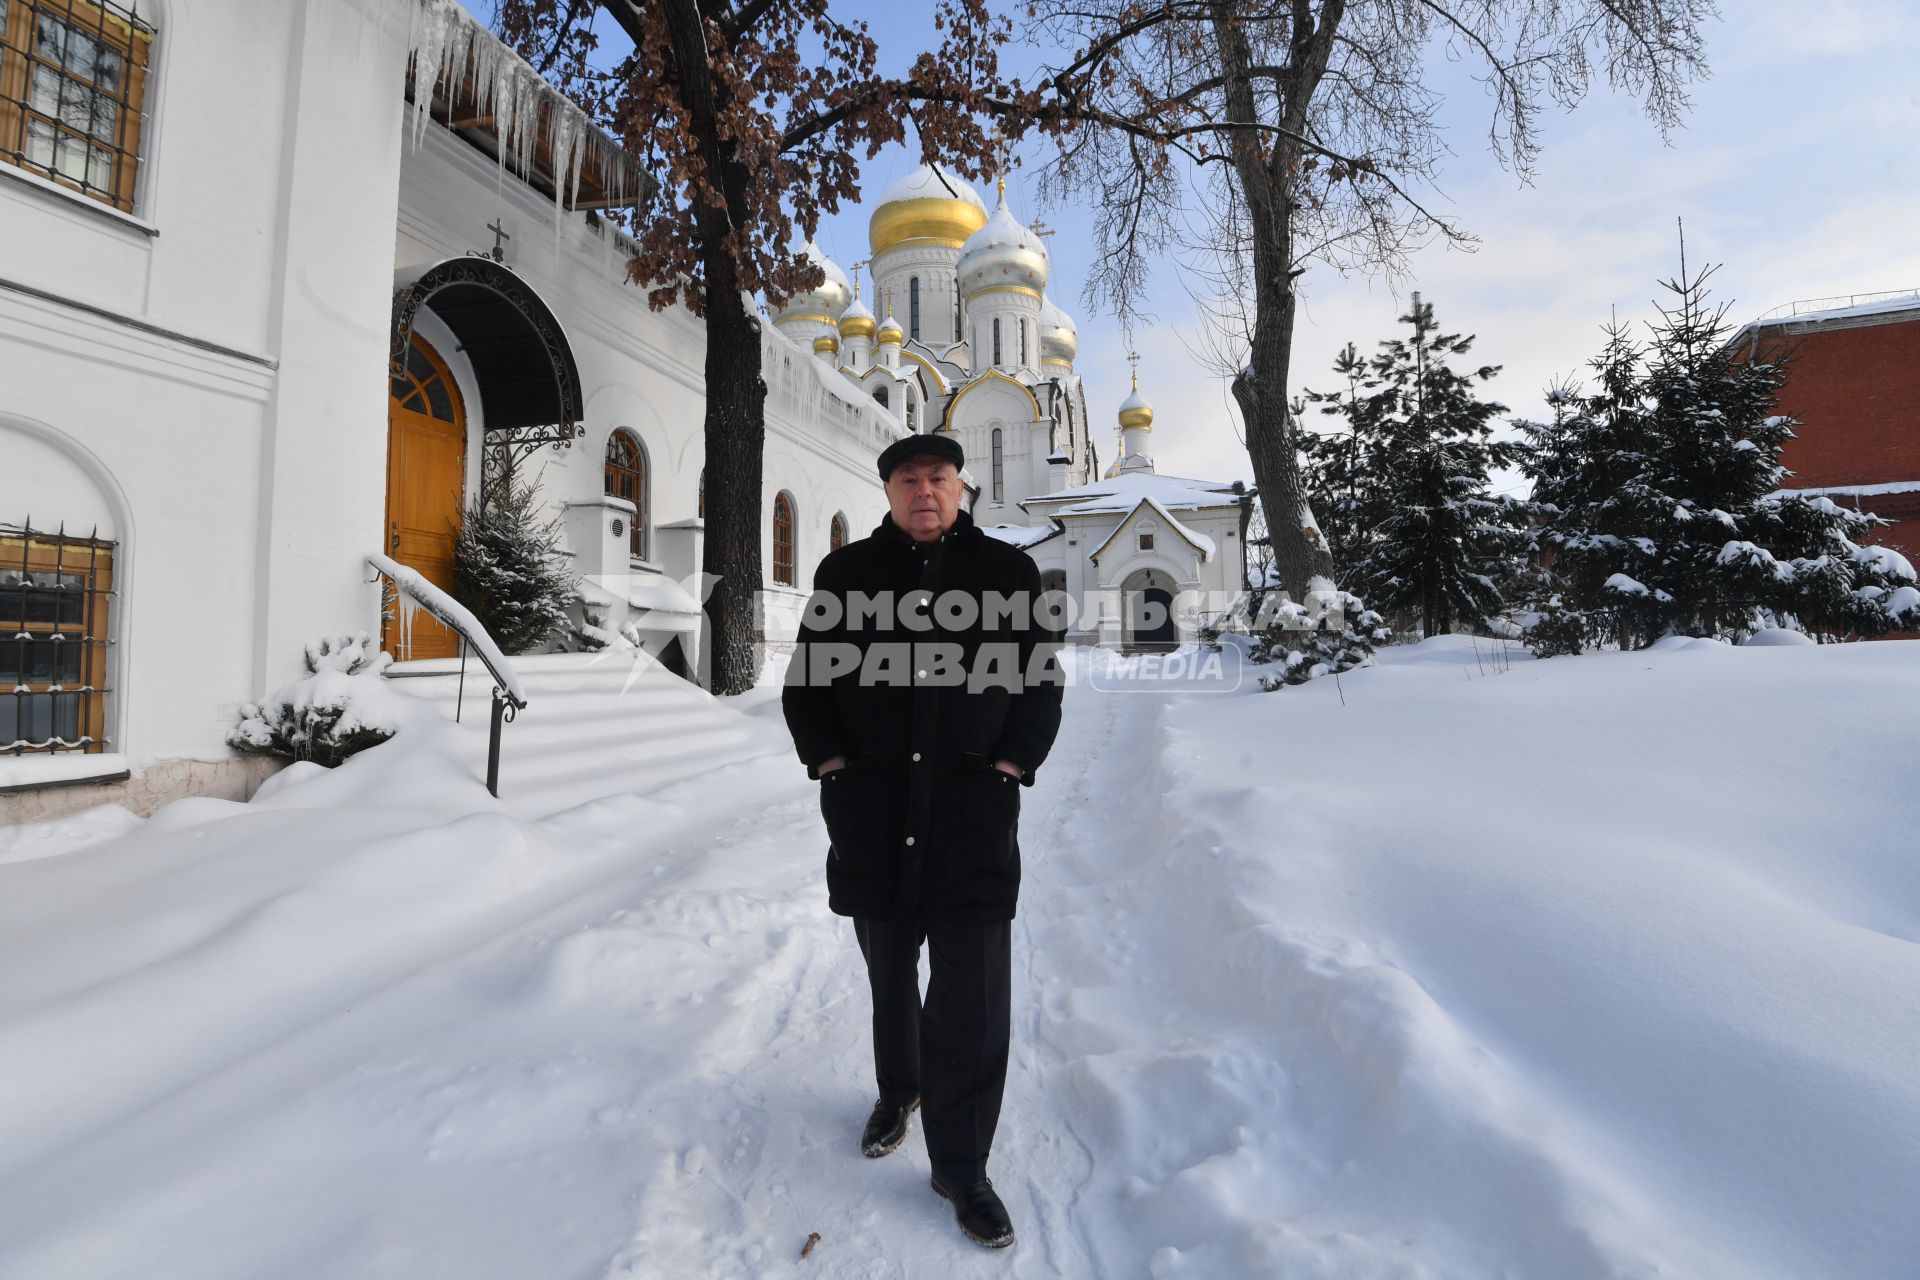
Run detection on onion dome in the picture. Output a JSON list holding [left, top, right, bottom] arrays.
[[869, 163, 989, 255], [772, 240, 851, 326], [1118, 371, 1154, 430], [1039, 295, 1079, 366], [957, 179, 1050, 301], [838, 292, 876, 339], [813, 334, 840, 355], [875, 302, 904, 346]]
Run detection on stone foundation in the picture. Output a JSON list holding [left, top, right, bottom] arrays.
[[0, 756, 285, 826]]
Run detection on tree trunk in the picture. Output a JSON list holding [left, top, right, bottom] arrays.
[[655, 0, 765, 695], [701, 264, 767, 696], [1233, 269, 1334, 602], [1212, 3, 1337, 603]]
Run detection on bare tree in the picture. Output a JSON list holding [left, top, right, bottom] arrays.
[[1026, 0, 1715, 599], [497, 0, 1020, 693]]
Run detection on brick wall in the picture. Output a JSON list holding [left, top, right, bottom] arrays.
[[1750, 310, 1920, 568]]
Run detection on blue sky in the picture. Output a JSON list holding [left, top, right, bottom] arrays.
[[465, 1, 1920, 491]]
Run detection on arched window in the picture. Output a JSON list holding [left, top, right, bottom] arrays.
[[991, 428, 1004, 503], [604, 428, 648, 559], [992, 318, 1002, 366], [773, 491, 796, 586], [1, 519, 116, 755], [873, 385, 890, 410], [1019, 319, 1028, 366], [698, 468, 706, 521], [909, 277, 921, 341], [830, 512, 848, 552], [906, 391, 917, 431], [954, 293, 962, 337]]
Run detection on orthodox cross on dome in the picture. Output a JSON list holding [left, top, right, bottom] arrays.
[[486, 217, 511, 263], [1127, 349, 1141, 389], [1029, 220, 1055, 239], [851, 258, 871, 298]]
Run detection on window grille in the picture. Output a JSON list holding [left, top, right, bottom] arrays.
[[3, 519, 114, 755], [772, 492, 796, 586], [909, 277, 920, 341], [991, 428, 1003, 503], [604, 428, 648, 559], [0, 0, 155, 212], [993, 318, 1002, 366]]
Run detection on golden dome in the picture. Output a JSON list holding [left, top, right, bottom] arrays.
[[773, 240, 852, 326], [1118, 373, 1154, 430], [813, 334, 840, 354], [869, 164, 989, 256], [839, 295, 876, 339], [957, 183, 1050, 300], [876, 310, 904, 345]]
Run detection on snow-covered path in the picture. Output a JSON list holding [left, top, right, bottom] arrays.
[[2, 638, 1918, 1278]]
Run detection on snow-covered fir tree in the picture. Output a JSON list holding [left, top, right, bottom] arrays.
[[451, 481, 576, 655], [1301, 295, 1528, 637], [1518, 261, 1920, 649]]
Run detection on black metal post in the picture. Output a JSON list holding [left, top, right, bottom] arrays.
[[486, 688, 506, 798], [456, 635, 469, 723]]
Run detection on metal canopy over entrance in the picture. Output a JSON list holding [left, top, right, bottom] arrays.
[[390, 257, 585, 493]]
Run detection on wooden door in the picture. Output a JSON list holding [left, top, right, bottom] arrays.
[[385, 334, 467, 661]]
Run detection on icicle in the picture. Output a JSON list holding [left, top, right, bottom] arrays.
[[406, 0, 629, 241], [397, 588, 418, 661]]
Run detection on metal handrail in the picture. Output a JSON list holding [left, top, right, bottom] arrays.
[[1753, 288, 1920, 323], [365, 555, 527, 798]]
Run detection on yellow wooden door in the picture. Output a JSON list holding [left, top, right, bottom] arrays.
[[384, 335, 467, 661]]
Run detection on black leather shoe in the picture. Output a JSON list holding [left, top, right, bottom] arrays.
[[930, 1174, 1015, 1248], [860, 1096, 918, 1157]]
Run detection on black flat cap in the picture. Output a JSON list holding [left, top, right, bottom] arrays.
[[877, 432, 965, 481]]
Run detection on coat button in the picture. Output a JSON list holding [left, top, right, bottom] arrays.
[[905, 836, 916, 846], [912, 752, 922, 762], [917, 669, 928, 678]]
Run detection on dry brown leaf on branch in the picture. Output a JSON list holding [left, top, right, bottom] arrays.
[[800, 1231, 822, 1259]]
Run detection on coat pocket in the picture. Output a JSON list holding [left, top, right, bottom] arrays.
[[819, 765, 895, 870], [947, 766, 1022, 867]]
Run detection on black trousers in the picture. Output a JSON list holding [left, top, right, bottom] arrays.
[[853, 916, 1012, 1186]]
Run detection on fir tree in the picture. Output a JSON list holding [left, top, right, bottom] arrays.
[[451, 482, 576, 655], [1519, 259, 1919, 649], [1302, 295, 1528, 637]]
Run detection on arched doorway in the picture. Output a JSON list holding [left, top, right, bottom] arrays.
[[384, 333, 467, 660], [1122, 567, 1179, 652]]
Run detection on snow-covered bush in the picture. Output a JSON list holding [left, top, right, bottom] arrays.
[[1522, 594, 1590, 659], [451, 481, 575, 655], [1248, 578, 1390, 691], [228, 632, 399, 767]]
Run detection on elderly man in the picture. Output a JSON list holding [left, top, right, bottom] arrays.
[[781, 433, 1063, 1249]]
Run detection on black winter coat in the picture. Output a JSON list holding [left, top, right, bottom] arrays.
[[781, 509, 1064, 924]]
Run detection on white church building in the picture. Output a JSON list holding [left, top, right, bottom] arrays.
[[0, 0, 1249, 819]]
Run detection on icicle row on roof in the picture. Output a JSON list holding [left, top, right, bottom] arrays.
[[406, 0, 630, 238]]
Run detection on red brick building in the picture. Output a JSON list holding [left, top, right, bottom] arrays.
[[1736, 292, 1920, 570]]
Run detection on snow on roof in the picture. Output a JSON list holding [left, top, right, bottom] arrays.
[[1087, 495, 1216, 564], [874, 163, 986, 212], [980, 523, 1058, 550], [1769, 479, 1920, 500], [1025, 471, 1243, 513], [1750, 291, 1920, 329]]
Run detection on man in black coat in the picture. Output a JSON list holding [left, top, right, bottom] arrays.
[[781, 432, 1064, 1249]]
